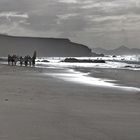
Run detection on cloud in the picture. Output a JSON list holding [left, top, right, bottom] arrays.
[[0, 12, 28, 19], [58, 0, 78, 4], [81, 1, 120, 9], [0, 0, 140, 48], [0, 11, 29, 25], [0, 11, 29, 35], [57, 13, 79, 20]]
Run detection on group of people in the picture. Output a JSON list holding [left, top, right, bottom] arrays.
[[8, 51, 36, 67]]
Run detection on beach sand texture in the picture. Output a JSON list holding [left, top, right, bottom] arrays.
[[0, 64, 140, 140]]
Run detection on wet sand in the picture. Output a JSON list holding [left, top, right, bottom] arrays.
[[0, 64, 140, 140], [74, 67, 140, 89]]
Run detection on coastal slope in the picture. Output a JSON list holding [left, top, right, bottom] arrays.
[[0, 34, 91, 57]]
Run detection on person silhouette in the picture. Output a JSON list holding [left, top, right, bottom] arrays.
[[19, 56, 23, 66], [8, 54, 11, 65], [28, 56, 32, 66], [24, 56, 28, 66], [11, 55, 16, 66], [32, 51, 37, 66]]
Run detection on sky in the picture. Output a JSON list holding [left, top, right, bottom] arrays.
[[0, 0, 140, 49]]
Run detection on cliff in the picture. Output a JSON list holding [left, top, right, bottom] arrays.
[[0, 34, 92, 57]]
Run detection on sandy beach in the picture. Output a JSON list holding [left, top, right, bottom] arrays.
[[0, 64, 140, 140]]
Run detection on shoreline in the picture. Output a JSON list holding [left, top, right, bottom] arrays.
[[0, 65, 140, 140], [0, 64, 140, 139], [1, 63, 140, 93], [0, 63, 140, 100], [73, 67, 140, 89]]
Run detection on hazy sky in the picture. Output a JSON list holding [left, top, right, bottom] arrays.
[[0, 0, 140, 49]]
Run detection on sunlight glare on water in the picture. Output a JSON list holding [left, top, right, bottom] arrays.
[[46, 69, 140, 92]]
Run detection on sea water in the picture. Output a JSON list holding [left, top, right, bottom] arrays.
[[1, 55, 140, 91], [36, 56, 140, 92]]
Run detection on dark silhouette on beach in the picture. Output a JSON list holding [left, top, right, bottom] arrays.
[[8, 51, 37, 67], [32, 51, 36, 66], [8, 55, 12, 65], [19, 56, 23, 66]]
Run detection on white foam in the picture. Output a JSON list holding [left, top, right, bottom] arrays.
[[46, 68, 140, 92], [36, 61, 140, 71]]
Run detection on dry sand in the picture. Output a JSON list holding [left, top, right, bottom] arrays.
[[0, 64, 140, 140]]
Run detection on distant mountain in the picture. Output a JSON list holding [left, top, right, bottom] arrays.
[[93, 46, 140, 55], [0, 34, 91, 57]]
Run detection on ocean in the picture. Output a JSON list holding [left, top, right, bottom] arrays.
[[36, 55, 140, 70], [35, 56, 140, 92], [1, 55, 140, 92]]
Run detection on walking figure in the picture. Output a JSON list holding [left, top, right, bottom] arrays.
[[28, 56, 32, 66], [11, 55, 16, 66], [8, 54, 12, 65], [7, 51, 37, 67], [19, 56, 23, 66], [32, 51, 36, 66], [24, 56, 28, 66]]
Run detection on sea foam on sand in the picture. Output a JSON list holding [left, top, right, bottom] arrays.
[[36, 58, 140, 93], [46, 68, 140, 92]]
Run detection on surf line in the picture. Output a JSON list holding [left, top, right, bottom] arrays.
[[47, 68, 140, 92]]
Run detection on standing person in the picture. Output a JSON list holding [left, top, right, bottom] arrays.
[[14, 55, 18, 66], [24, 56, 28, 66], [28, 56, 32, 66], [11, 55, 15, 66], [19, 56, 23, 66], [32, 51, 36, 66], [8, 54, 11, 65], [32, 57, 35, 66], [12, 55, 17, 66]]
